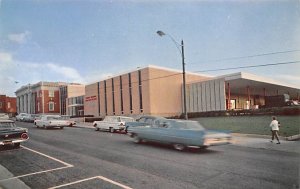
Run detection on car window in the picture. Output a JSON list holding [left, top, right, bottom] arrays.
[[0, 122, 16, 128], [121, 117, 134, 122], [47, 116, 62, 120], [145, 118, 153, 125], [138, 118, 146, 123], [158, 121, 169, 128], [171, 121, 205, 130]]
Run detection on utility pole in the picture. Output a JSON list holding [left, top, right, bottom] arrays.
[[181, 40, 188, 120]]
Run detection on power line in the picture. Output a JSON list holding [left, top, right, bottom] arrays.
[[189, 49, 300, 64], [195, 60, 300, 73]]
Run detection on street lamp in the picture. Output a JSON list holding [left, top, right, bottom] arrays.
[[156, 30, 188, 120]]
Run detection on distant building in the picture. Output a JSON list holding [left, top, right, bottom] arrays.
[[0, 95, 17, 117], [15, 82, 84, 115], [85, 65, 300, 118], [66, 95, 84, 116], [186, 72, 300, 112], [84, 65, 210, 118]]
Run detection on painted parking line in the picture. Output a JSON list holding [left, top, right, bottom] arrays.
[[0, 146, 73, 182], [48, 176, 133, 189], [21, 146, 73, 167]]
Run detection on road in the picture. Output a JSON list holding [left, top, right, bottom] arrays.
[[0, 121, 299, 189]]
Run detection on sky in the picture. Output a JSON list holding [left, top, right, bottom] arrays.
[[0, 0, 300, 96]]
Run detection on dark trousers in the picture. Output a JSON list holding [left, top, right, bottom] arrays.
[[271, 130, 280, 141]]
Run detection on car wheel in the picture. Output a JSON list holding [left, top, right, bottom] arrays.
[[60, 127, 64, 129], [109, 127, 115, 133], [69, 123, 73, 127], [133, 134, 141, 143], [173, 144, 185, 151], [14, 143, 21, 148], [43, 125, 47, 129], [36, 125, 39, 128], [95, 127, 100, 131], [200, 146, 208, 150]]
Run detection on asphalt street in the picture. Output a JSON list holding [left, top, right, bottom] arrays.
[[0, 121, 299, 189]]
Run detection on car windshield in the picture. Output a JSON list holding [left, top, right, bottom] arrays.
[[61, 116, 71, 120], [0, 122, 16, 128], [47, 116, 62, 120], [121, 117, 134, 122], [170, 121, 205, 130]]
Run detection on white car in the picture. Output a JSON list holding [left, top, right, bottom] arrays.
[[35, 115, 69, 129], [0, 113, 9, 120], [93, 116, 135, 133], [60, 115, 76, 127], [16, 113, 30, 121]]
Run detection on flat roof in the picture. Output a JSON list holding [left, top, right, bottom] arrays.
[[86, 64, 211, 85], [189, 72, 300, 99]]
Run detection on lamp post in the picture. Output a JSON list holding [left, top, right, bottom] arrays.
[[156, 30, 188, 120]]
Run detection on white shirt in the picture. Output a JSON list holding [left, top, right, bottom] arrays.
[[270, 120, 279, 131]]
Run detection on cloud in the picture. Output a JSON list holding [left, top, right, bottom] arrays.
[[0, 52, 12, 62], [8, 31, 31, 44], [45, 63, 84, 81]]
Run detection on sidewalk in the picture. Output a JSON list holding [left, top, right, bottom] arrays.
[[74, 122, 299, 154], [232, 133, 300, 154], [0, 164, 30, 189]]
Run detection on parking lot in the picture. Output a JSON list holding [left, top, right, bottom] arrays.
[[0, 121, 299, 189]]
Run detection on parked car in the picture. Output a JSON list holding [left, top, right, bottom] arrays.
[[60, 115, 76, 127], [0, 119, 29, 147], [33, 115, 42, 125], [24, 114, 40, 123], [0, 113, 10, 120], [16, 113, 30, 121], [93, 116, 135, 133], [125, 115, 167, 133], [127, 119, 232, 151], [35, 115, 69, 129]]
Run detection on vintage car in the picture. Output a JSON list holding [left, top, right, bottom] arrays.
[[16, 113, 30, 121], [0, 113, 10, 120], [35, 115, 69, 129], [60, 115, 76, 127], [127, 119, 232, 151], [24, 114, 40, 123], [125, 115, 166, 132], [0, 119, 29, 147], [93, 116, 135, 133]]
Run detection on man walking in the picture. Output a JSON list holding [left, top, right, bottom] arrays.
[[270, 116, 280, 144]]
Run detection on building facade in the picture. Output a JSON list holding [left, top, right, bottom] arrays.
[[66, 95, 84, 116], [84, 65, 210, 118], [15, 82, 84, 115], [59, 84, 85, 115], [186, 72, 300, 112], [0, 95, 17, 117]]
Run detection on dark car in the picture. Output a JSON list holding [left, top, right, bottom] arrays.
[[0, 119, 29, 148]]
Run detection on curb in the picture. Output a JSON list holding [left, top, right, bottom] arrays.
[[285, 134, 300, 141]]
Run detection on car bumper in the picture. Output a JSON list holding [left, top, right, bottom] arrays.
[[0, 138, 29, 146], [203, 137, 232, 146]]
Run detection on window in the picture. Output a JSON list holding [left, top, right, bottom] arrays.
[[120, 76, 123, 114], [138, 70, 143, 113], [7, 102, 11, 109], [49, 90, 54, 97], [104, 80, 107, 115], [128, 73, 133, 113], [112, 78, 115, 114], [49, 102, 54, 111]]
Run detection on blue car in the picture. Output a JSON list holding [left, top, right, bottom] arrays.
[[127, 119, 232, 151]]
